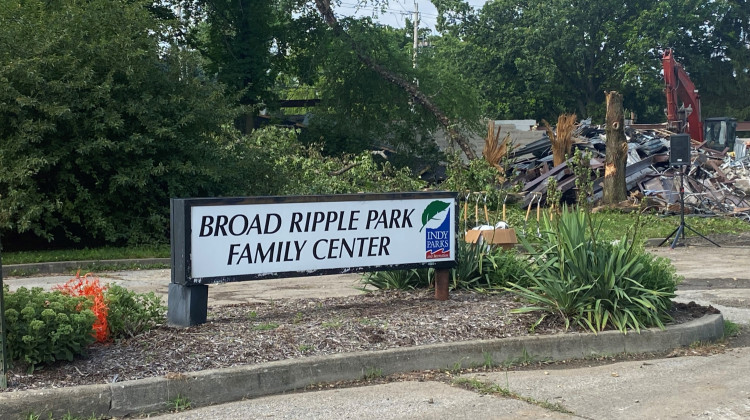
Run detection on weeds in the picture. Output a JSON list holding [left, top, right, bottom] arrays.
[[253, 322, 279, 331], [501, 348, 537, 368], [364, 367, 383, 380], [482, 352, 495, 368], [168, 394, 191, 412], [723, 320, 740, 339], [321, 319, 343, 329], [454, 377, 573, 414]]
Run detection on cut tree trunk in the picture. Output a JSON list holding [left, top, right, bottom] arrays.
[[313, 0, 478, 161], [603, 91, 627, 204]]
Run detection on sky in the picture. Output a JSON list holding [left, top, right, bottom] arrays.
[[336, 1, 489, 32]]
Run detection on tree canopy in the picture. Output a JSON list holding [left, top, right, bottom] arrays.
[[0, 0, 241, 246], [434, 0, 750, 123], [2, 0, 749, 247]]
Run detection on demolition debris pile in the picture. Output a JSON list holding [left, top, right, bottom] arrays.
[[506, 122, 750, 221]]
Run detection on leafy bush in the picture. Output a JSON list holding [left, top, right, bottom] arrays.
[[479, 247, 529, 290], [635, 252, 681, 294], [244, 127, 426, 196], [507, 207, 677, 333], [0, 0, 244, 246], [105, 283, 166, 339], [3, 286, 96, 371]]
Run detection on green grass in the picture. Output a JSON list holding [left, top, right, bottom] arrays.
[[589, 211, 750, 242], [454, 377, 573, 414], [476, 206, 750, 244], [3, 245, 170, 265], [724, 320, 740, 338], [4, 210, 748, 267]]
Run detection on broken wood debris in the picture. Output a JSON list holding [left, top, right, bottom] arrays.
[[504, 120, 750, 221]]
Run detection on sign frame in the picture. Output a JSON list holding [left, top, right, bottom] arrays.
[[169, 192, 457, 326]]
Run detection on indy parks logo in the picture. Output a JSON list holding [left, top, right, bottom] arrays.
[[420, 200, 451, 259]]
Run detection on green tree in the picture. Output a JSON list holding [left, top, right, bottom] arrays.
[[0, 0, 241, 247], [179, 0, 283, 131], [296, 11, 482, 164], [622, 0, 750, 122], [435, 0, 750, 124]]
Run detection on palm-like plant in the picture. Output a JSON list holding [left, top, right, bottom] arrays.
[[507, 206, 676, 333]]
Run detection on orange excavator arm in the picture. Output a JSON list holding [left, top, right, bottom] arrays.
[[662, 49, 703, 142]]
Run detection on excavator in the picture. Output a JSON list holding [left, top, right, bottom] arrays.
[[662, 48, 738, 152]]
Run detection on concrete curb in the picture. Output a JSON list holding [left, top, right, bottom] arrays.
[[2, 258, 170, 277], [0, 313, 724, 419]]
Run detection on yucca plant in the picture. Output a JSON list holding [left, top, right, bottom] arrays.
[[507, 206, 676, 333], [360, 268, 430, 291]]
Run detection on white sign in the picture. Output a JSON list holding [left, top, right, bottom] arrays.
[[188, 196, 456, 279]]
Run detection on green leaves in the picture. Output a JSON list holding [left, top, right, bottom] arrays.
[[507, 206, 678, 333], [3, 286, 96, 371], [420, 200, 450, 232], [0, 0, 242, 245]]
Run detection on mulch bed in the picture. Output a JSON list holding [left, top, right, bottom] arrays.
[[1, 290, 718, 392]]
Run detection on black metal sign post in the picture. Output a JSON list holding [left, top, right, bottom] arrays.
[[0, 238, 8, 389], [169, 192, 458, 327]]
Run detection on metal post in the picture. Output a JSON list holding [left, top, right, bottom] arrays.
[[412, 2, 418, 70], [0, 238, 8, 389]]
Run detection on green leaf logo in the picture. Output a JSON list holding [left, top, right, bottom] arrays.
[[420, 200, 450, 232]]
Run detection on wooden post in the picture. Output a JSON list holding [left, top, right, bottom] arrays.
[[603, 91, 627, 204], [434, 269, 450, 300]]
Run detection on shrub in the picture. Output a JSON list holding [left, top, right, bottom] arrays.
[[636, 253, 681, 294], [452, 241, 529, 291], [507, 206, 677, 333], [104, 283, 165, 339], [3, 286, 96, 371], [360, 241, 528, 292], [480, 247, 529, 290]]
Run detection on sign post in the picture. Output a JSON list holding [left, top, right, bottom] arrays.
[[169, 192, 457, 327], [0, 239, 8, 389]]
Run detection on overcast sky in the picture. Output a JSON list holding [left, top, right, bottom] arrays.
[[337, 1, 489, 32]]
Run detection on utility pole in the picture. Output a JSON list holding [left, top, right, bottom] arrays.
[[412, 1, 419, 72]]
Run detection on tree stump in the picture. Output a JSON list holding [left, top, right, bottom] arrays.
[[603, 91, 627, 204]]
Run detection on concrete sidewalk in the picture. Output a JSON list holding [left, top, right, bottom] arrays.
[[151, 346, 750, 420]]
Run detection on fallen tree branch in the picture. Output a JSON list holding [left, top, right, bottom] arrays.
[[313, 0, 478, 161], [328, 162, 361, 176]]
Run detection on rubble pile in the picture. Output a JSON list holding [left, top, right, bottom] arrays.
[[507, 122, 750, 221]]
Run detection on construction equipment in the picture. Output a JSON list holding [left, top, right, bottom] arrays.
[[662, 48, 737, 151]]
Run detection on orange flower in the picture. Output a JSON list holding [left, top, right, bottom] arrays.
[[55, 271, 109, 342]]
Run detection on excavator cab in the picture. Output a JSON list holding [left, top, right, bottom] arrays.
[[703, 117, 737, 152]]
